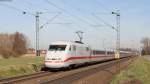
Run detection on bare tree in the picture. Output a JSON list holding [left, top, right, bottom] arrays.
[[0, 33, 14, 58], [0, 32, 28, 58], [141, 37, 150, 55], [141, 37, 150, 47], [12, 32, 27, 56]]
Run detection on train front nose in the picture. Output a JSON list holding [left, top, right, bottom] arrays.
[[44, 57, 69, 68], [45, 60, 62, 68], [44, 48, 69, 68]]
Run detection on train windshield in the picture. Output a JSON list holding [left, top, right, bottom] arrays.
[[49, 45, 67, 51]]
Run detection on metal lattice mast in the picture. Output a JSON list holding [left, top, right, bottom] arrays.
[[112, 10, 121, 74], [117, 11, 120, 58], [112, 10, 120, 58], [35, 12, 42, 56]]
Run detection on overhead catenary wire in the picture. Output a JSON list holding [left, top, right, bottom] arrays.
[[67, 18, 115, 40], [40, 13, 62, 29], [0, 0, 119, 50], [0, 2, 37, 16], [60, 0, 101, 25], [59, 0, 116, 35], [23, 0, 87, 34], [44, 0, 95, 26], [0, 3, 25, 12], [92, 13, 117, 31], [60, 0, 115, 37], [22, 0, 39, 11], [44, 0, 112, 39], [47, 0, 115, 40], [0, 1, 116, 35], [0, 3, 38, 17], [23, 0, 35, 6], [95, 0, 112, 13], [23, 0, 61, 15], [0, 3, 56, 21]]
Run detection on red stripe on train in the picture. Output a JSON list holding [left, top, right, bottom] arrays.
[[45, 55, 112, 63]]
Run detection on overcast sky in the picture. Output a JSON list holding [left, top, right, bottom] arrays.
[[0, 0, 149, 50]]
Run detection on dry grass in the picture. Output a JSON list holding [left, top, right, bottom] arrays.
[[0, 56, 44, 78], [111, 57, 150, 84]]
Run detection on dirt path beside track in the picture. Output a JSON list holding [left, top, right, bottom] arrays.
[[71, 57, 136, 84], [143, 55, 150, 61]]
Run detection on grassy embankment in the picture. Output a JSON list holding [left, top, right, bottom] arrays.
[[0, 56, 44, 78], [111, 57, 150, 84]]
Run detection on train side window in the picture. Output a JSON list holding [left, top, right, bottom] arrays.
[[69, 46, 71, 51], [73, 46, 76, 51], [86, 47, 89, 51]]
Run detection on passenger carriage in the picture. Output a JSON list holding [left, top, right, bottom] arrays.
[[44, 41, 134, 69]]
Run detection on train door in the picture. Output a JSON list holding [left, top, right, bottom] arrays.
[[72, 45, 76, 56], [86, 47, 91, 62], [71, 45, 78, 64]]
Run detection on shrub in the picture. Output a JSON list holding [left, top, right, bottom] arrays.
[[0, 32, 28, 58], [0, 48, 16, 58]]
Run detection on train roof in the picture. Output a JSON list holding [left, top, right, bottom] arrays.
[[50, 41, 89, 46]]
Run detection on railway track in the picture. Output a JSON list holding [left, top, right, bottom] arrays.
[[0, 56, 135, 84], [0, 71, 55, 84], [40, 56, 134, 84]]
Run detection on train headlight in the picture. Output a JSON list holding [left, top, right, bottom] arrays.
[[46, 58, 61, 60], [58, 58, 61, 60], [46, 58, 51, 60], [52, 58, 61, 60]]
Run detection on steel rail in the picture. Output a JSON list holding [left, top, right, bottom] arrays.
[[40, 56, 134, 84], [0, 71, 54, 84], [0, 56, 135, 84]]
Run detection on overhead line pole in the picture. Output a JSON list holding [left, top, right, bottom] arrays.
[[35, 12, 42, 56], [112, 10, 120, 74], [117, 11, 120, 59], [103, 39, 107, 56], [112, 10, 120, 59], [25, 11, 60, 57]]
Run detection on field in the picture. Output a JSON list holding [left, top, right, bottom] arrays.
[[0, 56, 44, 78], [111, 57, 150, 84]]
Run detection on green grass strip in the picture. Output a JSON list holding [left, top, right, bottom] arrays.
[[111, 57, 150, 84]]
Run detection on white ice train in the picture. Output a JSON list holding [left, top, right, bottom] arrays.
[[44, 41, 133, 69]]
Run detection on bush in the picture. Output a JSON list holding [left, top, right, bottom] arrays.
[[0, 48, 16, 58], [0, 32, 28, 58], [12, 32, 27, 56]]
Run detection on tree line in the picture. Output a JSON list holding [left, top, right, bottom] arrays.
[[0, 32, 28, 58]]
